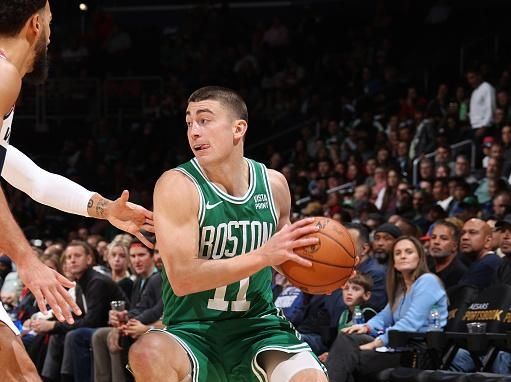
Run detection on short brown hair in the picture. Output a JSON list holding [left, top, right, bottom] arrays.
[[347, 272, 374, 292], [65, 240, 94, 259], [188, 86, 248, 122]]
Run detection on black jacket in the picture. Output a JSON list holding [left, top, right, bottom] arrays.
[[52, 268, 124, 334], [496, 255, 511, 285], [128, 271, 163, 325]]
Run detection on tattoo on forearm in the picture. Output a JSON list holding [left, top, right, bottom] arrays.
[[96, 199, 108, 218], [87, 199, 93, 209]]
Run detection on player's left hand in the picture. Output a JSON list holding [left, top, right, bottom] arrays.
[[107, 190, 155, 248]]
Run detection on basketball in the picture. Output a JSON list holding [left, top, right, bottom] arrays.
[[280, 217, 358, 295]]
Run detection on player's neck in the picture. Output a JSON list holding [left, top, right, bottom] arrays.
[[0, 38, 32, 77], [202, 157, 250, 197]]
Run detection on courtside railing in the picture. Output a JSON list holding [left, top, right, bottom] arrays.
[[412, 139, 476, 186]]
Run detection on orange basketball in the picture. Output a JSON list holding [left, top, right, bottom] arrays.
[[280, 217, 358, 294]]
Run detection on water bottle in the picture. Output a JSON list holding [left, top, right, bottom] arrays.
[[352, 305, 365, 325], [428, 304, 442, 331]]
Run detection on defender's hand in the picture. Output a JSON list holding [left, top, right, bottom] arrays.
[[17, 257, 81, 324], [106, 190, 155, 248]]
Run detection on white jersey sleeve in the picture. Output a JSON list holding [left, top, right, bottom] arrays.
[[1, 144, 95, 217]]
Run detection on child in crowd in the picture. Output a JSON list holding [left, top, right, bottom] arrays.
[[319, 273, 377, 362]]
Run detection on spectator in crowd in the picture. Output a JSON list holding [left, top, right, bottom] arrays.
[[427, 83, 449, 118], [435, 164, 451, 179], [105, 239, 133, 299], [467, 68, 496, 137], [375, 168, 401, 216], [370, 166, 387, 202], [450, 218, 511, 376], [433, 178, 453, 212], [372, 223, 402, 265], [418, 158, 435, 184], [449, 179, 471, 217], [475, 157, 503, 204], [394, 184, 414, 219], [495, 216, 511, 284], [326, 236, 447, 382], [500, 124, 511, 177], [429, 220, 467, 289], [96, 239, 109, 264], [334, 273, 376, 331], [492, 191, 511, 220], [363, 159, 378, 188], [458, 219, 502, 288], [393, 216, 419, 238], [34, 241, 125, 382], [346, 224, 387, 311], [1, 267, 22, 313], [395, 141, 411, 177], [454, 154, 477, 185], [92, 238, 162, 382], [318, 273, 377, 363], [481, 136, 495, 168], [434, 145, 455, 174], [352, 184, 371, 208], [284, 291, 336, 356]]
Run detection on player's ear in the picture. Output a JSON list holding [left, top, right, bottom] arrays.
[[233, 120, 248, 140], [24, 13, 41, 43]]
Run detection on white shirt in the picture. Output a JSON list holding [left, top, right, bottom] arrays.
[[469, 81, 495, 129], [437, 196, 453, 211]]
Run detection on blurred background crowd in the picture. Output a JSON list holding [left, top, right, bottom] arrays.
[[2, 0, 511, 380]]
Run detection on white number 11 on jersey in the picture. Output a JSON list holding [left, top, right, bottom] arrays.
[[207, 277, 251, 312]]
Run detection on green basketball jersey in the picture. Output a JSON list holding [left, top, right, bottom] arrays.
[[162, 157, 280, 324]]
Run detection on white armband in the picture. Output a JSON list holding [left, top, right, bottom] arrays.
[[1, 144, 95, 216]]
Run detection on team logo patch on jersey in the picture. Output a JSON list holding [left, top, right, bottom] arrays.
[[253, 193, 269, 210]]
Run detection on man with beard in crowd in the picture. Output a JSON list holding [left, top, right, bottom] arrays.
[[371, 223, 402, 265], [429, 220, 467, 289]]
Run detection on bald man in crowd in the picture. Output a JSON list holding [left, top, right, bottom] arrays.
[[459, 218, 502, 288]]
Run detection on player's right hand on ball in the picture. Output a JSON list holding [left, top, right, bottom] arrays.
[[17, 257, 81, 324], [259, 217, 319, 267]]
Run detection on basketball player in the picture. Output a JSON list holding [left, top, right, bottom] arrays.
[[129, 86, 328, 382], [0, 1, 153, 380]]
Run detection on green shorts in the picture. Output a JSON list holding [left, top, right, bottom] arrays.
[[153, 313, 325, 382]]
